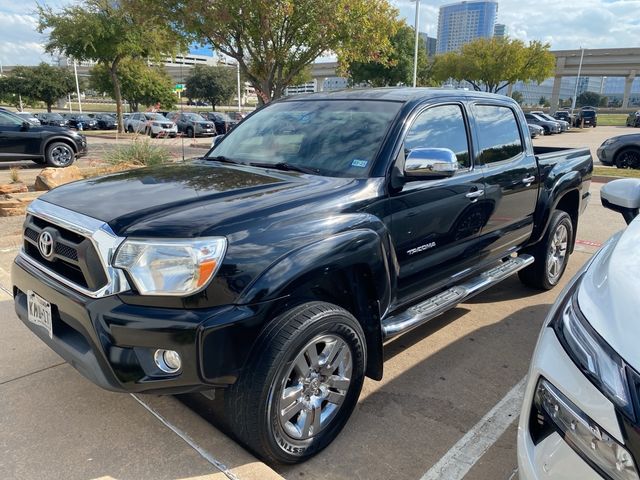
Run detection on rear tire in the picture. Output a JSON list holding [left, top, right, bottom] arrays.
[[224, 302, 366, 464], [518, 210, 573, 290], [45, 142, 75, 167]]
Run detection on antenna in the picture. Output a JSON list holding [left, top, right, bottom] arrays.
[[180, 59, 185, 162]]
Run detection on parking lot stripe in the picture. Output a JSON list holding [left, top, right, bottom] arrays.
[[130, 394, 241, 480], [420, 376, 527, 480]]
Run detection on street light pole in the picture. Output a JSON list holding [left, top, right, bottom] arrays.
[[412, 0, 421, 88], [237, 61, 242, 112], [73, 59, 83, 113], [571, 47, 585, 114]]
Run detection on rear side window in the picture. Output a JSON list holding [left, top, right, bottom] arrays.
[[475, 105, 524, 164], [405, 104, 471, 168]]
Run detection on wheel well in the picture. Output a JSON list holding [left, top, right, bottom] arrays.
[[43, 137, 77, 156], [267, 265, 384, 381], [555, 190, 579, 252]]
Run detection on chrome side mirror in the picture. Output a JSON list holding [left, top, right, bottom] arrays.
[[601, 178, 640, 224], [404, 148, 458, 179]]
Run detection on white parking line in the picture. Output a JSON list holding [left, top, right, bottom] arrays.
[[130, 394, 241, 480], [420, 376, 527, 480]]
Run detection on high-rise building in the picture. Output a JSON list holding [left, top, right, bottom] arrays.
[[419, 33, 438, 57], [493, 23, 507, 38], [436, 1, 498, 54]]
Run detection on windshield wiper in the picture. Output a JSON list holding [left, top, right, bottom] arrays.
[[208, 155, 243, 165], [249, 162, 320, 175]]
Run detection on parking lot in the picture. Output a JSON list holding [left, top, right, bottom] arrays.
[[0, 176, 626, 480]]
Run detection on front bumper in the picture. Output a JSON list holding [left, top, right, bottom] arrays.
[[597, 146, 613, 165], [517, 328, 628, 480], [12, 254, 271, 394]]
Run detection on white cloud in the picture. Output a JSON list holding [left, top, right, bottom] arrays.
[[1, 0, 640, 66]]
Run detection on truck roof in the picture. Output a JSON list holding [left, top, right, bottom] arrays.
[[280, 87, 514, 103]]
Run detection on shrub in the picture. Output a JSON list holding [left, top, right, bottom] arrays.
[[105, 138, 171, 167]]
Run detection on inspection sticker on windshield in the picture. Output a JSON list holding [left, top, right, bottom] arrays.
[[351, 159, 368, 168]]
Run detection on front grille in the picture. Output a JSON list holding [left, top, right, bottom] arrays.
[[162, 123, 172, 128], [23, 214, 108, 291]]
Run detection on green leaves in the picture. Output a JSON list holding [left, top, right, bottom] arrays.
[[0, 63, 75, 111], [185, 65, 236, 110], [432, 37, 556, 93]]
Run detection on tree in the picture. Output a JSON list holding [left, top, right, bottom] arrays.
[[4, 63, 75, 112], [185, 65, 236, 110], [348, 23, 433, 87], [511, 91, 524, 105], [539, 96, 548, 106], [432, 37, 556, 94], [38, 0, 184, 132], [576, 91, 604, 108], [136, 0, 400, 103], [90, 59, 176, 112]]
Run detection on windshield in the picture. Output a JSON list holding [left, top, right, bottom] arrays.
[[145, 113, 169, 121], [48, 114, 64, 120], [185, 113, 206, 122], [207, 100, 400, 178]]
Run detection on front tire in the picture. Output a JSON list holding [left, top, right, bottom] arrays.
[[224, 302, 366, 464], [518, 210, 573, 290], [615, 148, 640, 169], [45, 142, 75, 167]]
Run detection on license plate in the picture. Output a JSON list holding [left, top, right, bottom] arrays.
[[27, 290, 52, 339]]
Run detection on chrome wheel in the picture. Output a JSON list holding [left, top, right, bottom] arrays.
[[49, 145, 73, 166], [277, 334, 352, 441], [547, 224, 568, 283]]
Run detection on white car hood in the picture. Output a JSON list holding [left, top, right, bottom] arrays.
[[578, 216, 640, 371]]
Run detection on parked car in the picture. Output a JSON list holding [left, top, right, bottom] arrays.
[[574, 107, 597, 128], [15, 112, 41, 125], [524, 112, 561, 135], [94, 114, 117, 130], [531, 111, 570, 131], [528, 123, 544, 138], [37, 112, 68, 128], [518, 178, 640, 480], [65, 114, 98, 130], [187, 100, 209, 107], [11, 89, 592, 464], [626, 111, 640, 128], [597, 133, 640, 168], [166, 112, 215, 137], [0, 108, 87, 166], [124, 112, 177, 138], [553, 110, 575, 124], [198, 111, 238, 135]]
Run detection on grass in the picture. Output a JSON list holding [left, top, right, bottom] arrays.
[[597, 114, 628, 127], [593, 166, 640, 178], [9, 167, 20, 183], [105, 137, 171, 167]]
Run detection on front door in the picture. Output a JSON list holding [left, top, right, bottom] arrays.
[[389, 103, 490, 304], [0, 111, 41, 159]]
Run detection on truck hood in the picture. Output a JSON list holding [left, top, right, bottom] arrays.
[[40, 161, 358, 237], [577, 217, 640, 371]]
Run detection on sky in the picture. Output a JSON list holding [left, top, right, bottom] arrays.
[[1, 0, 640, 67]]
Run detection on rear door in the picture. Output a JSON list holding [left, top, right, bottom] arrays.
[[470, 103, 539, 256], [389, 102, 489, 303]]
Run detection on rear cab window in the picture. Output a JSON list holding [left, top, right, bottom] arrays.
[[472, 104, 525, 165]]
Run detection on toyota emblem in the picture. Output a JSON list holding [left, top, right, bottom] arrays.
[[38, 231, 55, 259]]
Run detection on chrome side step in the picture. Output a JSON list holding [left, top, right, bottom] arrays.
[[381, 254, 534, 340]]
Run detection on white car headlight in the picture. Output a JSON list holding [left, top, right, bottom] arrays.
[[553, 294, 633, 417], [113, 237, 227, 296]]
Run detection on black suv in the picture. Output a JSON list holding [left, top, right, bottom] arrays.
[[37, 112, 69, 128], [0, 109, 87, 166]]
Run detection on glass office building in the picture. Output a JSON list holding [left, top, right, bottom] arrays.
[[436, 1, 498, 54]]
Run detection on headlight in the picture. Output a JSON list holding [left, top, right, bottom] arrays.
[[603, 138, 619, 147], [113, 237, 226, 296], [553, 293, 634, 419]]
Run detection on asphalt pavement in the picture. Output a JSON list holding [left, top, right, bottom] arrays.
[[0, 182, 627, 480]]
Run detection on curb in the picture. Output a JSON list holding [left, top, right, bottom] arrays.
[[592, 175, 627, 184]]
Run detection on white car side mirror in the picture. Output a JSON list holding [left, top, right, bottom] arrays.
[[601, 178, 640, 224]]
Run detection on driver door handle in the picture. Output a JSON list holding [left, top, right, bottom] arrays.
[[522, 176, 536, 185], [465, 189, 484, 200]]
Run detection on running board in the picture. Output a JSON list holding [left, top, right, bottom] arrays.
[[381, 255, 534, 340]]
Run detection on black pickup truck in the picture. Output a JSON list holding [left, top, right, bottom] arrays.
[[12, 89, 592, 464]]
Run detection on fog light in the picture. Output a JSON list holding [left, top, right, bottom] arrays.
[[154, 349, 182, 373], [535, 378, 639, 480]]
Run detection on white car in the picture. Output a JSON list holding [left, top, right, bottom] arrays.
[[518, 178, 640, 480], [124, 112, 177, 138]]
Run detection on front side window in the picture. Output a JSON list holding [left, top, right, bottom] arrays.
[[474, 105, 524, 164], [208, 100, 401, 178], [405, 104, 471, 169], [0, 111, 24, 127]]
